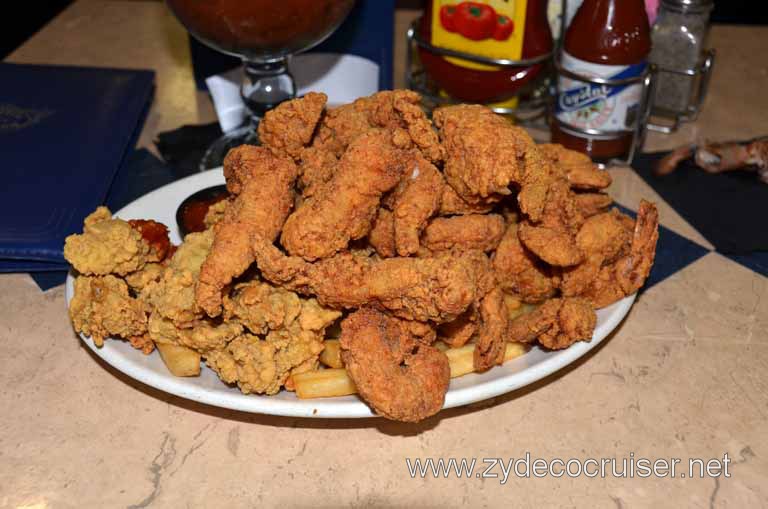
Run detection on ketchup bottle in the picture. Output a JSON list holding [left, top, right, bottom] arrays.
[[419, 0, 553, 104], [551, 0, 651, 162]]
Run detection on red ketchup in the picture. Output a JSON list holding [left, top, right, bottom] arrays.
[[551, 0, 651, 162], [419, 0, 552, 104], [178, 191, 228, 236]]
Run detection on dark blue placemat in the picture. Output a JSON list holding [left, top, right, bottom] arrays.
[[631, 151, 768, 255], [615, 204, 711, 292]]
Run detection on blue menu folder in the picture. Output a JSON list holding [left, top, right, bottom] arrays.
[[0, 63, 154, 269]]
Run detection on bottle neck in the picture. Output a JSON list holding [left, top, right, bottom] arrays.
[[565, 0, 651, 65]]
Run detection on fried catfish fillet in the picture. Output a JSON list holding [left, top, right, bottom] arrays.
[[252, 238, 478, 323], [258, 92, 327, 161], [196, 146, 298, 317], [280, 129, 409, 261]]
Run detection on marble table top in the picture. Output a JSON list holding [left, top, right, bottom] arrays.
[[2, 2, 766, 507]]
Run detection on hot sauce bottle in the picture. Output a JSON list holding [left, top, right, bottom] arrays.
[[551, 0, 651, 161]]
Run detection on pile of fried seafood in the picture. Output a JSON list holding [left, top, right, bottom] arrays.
[[65, 90, 658, 422]]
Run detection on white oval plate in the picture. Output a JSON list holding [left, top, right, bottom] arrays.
[[65, 169, 635, 418]]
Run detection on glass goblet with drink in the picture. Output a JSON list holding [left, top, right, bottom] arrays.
[[166, 0, 356, 169]]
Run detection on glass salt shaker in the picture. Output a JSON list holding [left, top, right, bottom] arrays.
[[649, 0, 714, 123]]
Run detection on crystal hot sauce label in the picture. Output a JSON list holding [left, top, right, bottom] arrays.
[[431, 1, 528, 71], [556, 52, 647, 132]]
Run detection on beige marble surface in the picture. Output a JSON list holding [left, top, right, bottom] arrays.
[[2, 2, 767, 508]]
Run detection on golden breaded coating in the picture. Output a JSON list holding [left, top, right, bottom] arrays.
[[313, 90, 441, 162], [340, 307, 450, 422], [203, 198, 229, 230], [517, 180, 585, 267], [223, 281, 302, 335], [64, 207, 150, 276], [438, 185, 495, 216], [492, 223, 557, 303], [391, 92, 443, 163], [422, 214, 506, 253], [438, 308, 478, 348], [69, 275, 149, 347], [296, 146, 338, 198], [280, 129, 408, 261], [368, 208, 397, 258], [124, 262, 164, 293], [473, 288, 509, 371], [581, 201, 659, 308], [252, 239, 478, 323], [196, 146, 298, 317], [390, 151, 445, 256], [148, 312, 243, 352], [506, 297, 596, 350], [434, 104, 530, 203], [205, 297, 339, 395], [516, 142, 560, 222], [258, 92, 327, 161], [560, 209, 632, 297], [574, 192, 613, 218], [144, 229, 214, 326], [539, 143, 612, 190]]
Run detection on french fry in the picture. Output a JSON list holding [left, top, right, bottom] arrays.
[[503, 342, 528, 362], [433, 341, 450, 352], [445, 342, 528, 378], [291, 368, 357, 399], [319, 339, 343, 368], [293, 343, 529, 399], [504, 293, 538, 321], [444, 344, 476, 378], [156, 343, 201, 377]]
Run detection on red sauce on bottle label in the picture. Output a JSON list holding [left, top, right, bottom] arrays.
[[551, 0, 651, 162]]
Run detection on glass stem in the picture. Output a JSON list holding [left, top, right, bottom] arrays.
[[241, 58, 296, 125]]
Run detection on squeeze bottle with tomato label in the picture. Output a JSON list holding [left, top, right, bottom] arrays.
[[420, 0, 552, 104], [551, 0, 651, 162]]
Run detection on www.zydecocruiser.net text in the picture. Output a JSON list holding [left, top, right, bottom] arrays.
[[406, 453, 732, 483]]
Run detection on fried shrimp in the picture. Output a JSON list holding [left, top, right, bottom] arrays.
[[339, 307, 450, 422], [538, 143, 612, 191], [582, 200, 659, 308], [389, 151, 445, 256], [492, 223, 557, 303], [506, 297, 596, 350], [422, 214, 506, 253], [473, 288, 509, 371]]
